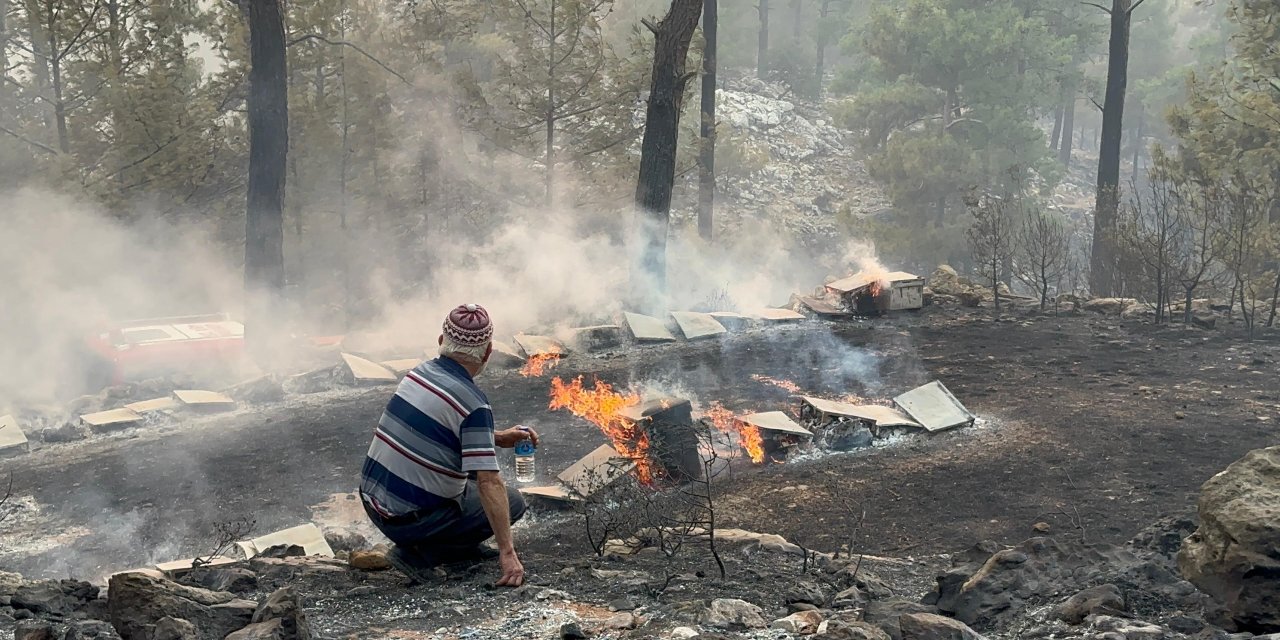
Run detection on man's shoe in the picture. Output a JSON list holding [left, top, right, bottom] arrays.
[[385, 545, 441, 584]]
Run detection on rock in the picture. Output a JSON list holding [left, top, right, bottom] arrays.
[[930, 266, 963, 295], [670, 627, 699, 639], [224, 620, 287, 640], [949, 537, 1085, 627], [817, 620, 893, 640], [864, 598, 938, 640], [785, 581, 828, 606], [1033, 522, 1051, 533], [559, 622, 588, 639], [700, 598, 767, 630], [11, 580, 98, 616], [1082, 298, 1137, 315], [832, 586, 869, 609], [601, 612, 637, 630], [772, 610, 824, 634], [0, 570, 26, 596], [607, 597, 636, 612], [834, 567, 894, 599], [14, 620, 55, 640], [1054, 584, 1126, 624], [62, 620, 120, 639], [347, 550, 390, 571], [1089, 615, 1168, 640], [107, 571, 256, 640], [184, 568, 257, 594], [898, 613, 986, 640], [250, 587, 311, 635], [1179, 445, 1280, 633], [152, 617, 199, 640], [322, 530, 368, 554]]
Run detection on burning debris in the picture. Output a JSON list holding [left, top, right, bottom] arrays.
[[734, 411, 814, 462], [702, 402, 766, 464], [0, 414, 30, 456], [521, 444, 636, 503], [520, 353, 562, 377], [751, 374, 804, 394], [616, 398, 702, 483], [548, 376, 651, 482]]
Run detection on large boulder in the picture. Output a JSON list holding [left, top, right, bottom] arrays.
[[225, 587, 312, 640], [864, 598, 938, 640], [107, 571, 256, 640], [1179, 445, 1280, 633], [11, 580, 99, 616], [946, 537, 1087, 627], [898, 613, 986, 640]]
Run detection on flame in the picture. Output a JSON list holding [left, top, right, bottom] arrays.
[[548, 376, 652, 483], [703, 402, 766, 464], [868, 279, 884, 298], [520, 353, 561, 377], [751, 374, 803, 394]]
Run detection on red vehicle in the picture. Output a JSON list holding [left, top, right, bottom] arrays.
[[82, 313, 247, 389]]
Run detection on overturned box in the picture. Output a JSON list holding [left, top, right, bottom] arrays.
[[825, 271, 924, 315]]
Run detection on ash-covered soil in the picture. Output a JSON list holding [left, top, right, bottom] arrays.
[[1, 307, 1276, 607]]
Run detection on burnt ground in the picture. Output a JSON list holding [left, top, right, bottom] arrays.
[[1, 307, 1277, 591]]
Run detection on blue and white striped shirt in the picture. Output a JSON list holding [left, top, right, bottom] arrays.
[[359, 357, 499, 517]]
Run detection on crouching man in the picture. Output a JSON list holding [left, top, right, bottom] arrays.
[[359, 303, 538, 586]]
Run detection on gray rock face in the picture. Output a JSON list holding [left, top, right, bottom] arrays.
[[11, 580, 98, 616], [947, 537, 1088, 627], [700, 598, 767, 630], [1179, 445, 1280, 634], [864, 598, 939, 640], [1054, 584, 1126, 624], [107, 572, 255, 640], [898, 613, 987, 640], [183, 567, 258, 594], [152, 617, 199, 640], [14, 619, 55, 640], [248, 587, 311, 640], [62, 620, 120, 639], [817, 619, 893, 640]]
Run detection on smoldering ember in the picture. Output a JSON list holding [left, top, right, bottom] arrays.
[[1, 2, 1280, 640]]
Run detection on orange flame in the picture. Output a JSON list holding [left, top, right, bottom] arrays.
[[520, 353, 561, 377], [751, 374, 803, 394], [868, 279, 884, 298], [548, 376, 652, 483], [703, 402, 766, 464]]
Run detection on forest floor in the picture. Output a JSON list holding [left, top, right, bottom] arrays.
[[1, 305, 1277, 637]]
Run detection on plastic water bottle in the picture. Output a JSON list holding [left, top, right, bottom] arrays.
[[514, 428, 536, 483]]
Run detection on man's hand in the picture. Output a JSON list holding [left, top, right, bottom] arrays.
[[496, 549, 525, 587], [495, 426, 539, 448]]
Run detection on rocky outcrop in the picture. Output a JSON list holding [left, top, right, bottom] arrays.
[[11, 579, 99, 616], [225, 587, 312, 640], [107, 571, 256, 640], [1179, 445, 1280, 633]]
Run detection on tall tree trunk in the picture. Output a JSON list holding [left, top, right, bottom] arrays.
[[633, 0, 703, 310], [1050, 104, 1063, 151], [756, 0, 769, 80], [545, 0, 557, 207], [42, 2, 68, 154], [23, 0, 54, 136], [791, 0, 801, 41], [0, 0, 9, 83], [1090, 0, 1135, 297], [1130, 106, 1144, 182], [1059, 87, 1076, 165], [338, 3, 351, 329], [698, 0, 717, 241], [245, 0, 289, 359], [814, 0, 831, 97]]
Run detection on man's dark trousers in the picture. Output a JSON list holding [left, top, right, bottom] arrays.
[[363, 481, 527, 558]]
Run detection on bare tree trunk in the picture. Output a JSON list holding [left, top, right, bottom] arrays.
[[23, 0, 54, 136], [1050, 105, 1063, 151], [1268, 270, 1280, 328], [1090, 0, 1135, 297], [633, 0, 703, 309], [1059, 88, 1076, 165], [545, 0, 557, 207], [41, 1, 68, 154], [814, 0, 831, 97], [1130, 106, 1144, 183], [338, 2, 352, 329], [0, 0, 9, 84], [245, 0, 289, 359], [698, 0, 717, 241], [756, 0, 769, 80]]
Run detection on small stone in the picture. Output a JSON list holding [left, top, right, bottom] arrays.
[[348, 550, 391, 571], [1175, 411, 1186, 420], [1032, 522, 1051, 533], [560, 622, 588, 639], [700, 598, 767, 630], [1054, 584, 1126, 625], [671, 628, 699, 639]]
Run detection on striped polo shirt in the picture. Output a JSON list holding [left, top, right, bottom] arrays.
[[359, 357, 499, 517]]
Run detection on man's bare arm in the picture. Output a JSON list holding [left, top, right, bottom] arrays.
[[475, 470, 524, 586]]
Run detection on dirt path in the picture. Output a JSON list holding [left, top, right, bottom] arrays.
[[2, 311, 1275, 580]]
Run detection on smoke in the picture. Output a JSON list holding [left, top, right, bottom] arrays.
[[0, 189, 244, 410]]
